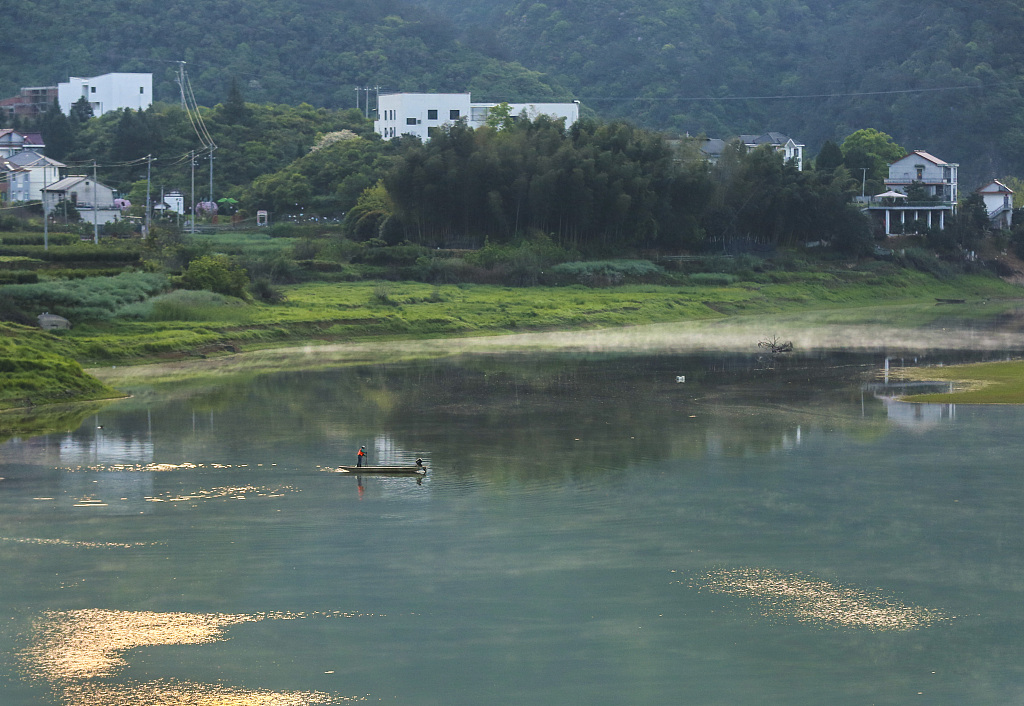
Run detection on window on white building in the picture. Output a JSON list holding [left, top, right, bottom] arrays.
[[406, 118, 417, 125], [450, 110, 460, 119], [428, 109, 438, 120]]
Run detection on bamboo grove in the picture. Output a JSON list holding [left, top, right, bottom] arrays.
[[374, 117, 872, 255]]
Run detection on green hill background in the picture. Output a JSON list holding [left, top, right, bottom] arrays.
[[4, 0, 1024, 184]]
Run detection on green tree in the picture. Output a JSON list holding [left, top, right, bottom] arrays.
[[841, 129, 906, 191], [815, 140, 844, 173], [177, 254, 249, 298], [485, 102, 515, 130], [221, 78, 252, 126], [342, 180, 395, 241], [40, 99, 75, 161], [69, 96, 94, 124]]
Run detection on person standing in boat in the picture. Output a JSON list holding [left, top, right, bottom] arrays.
[[357, 446, 366, 467]]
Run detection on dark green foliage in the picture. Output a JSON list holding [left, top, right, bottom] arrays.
[[546, 259, 663, 286], [39, 98, 74, 161], [0, 233, 78, 246], [895, 247, 958, 280], [815, 141, 844, 173], [386, 117, 706, 252], [69, 97, 93, 123]]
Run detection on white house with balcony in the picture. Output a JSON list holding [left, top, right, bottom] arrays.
[[976, 180, 1013, 229], [376, 92, 580, 141], [58, 73, 152, 117], [865, 150, 958, 235]]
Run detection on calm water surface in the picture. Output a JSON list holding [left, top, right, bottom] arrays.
[[1, 351, 1023, 704]]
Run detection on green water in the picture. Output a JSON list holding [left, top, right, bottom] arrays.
[[1, 351, 1022, 705]]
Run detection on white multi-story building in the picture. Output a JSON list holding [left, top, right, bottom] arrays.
[[58, 73, 153, 117], [866, 150, 959, 235], [376, 92, 580, 141]]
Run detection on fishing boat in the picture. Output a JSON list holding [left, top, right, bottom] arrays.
[[336, 465, 426, 475], [336, 458, 427, 475]]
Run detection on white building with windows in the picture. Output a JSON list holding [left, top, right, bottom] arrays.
[[57, 73, 153, 117], [865, 150, 959, 235], [977, 180, 1013, 229], [1, 151, 65, 202], [376, 92, 580, 141], [42, 175, 121, 224]]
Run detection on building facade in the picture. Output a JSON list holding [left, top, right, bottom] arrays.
[[58, 73, 153, 117], [0, 86, 58, 119], [42, 175, 121, 224], [865, 151, 958, 236], [376, 93, 580, 141], [1, 151, 65, 202], [976, 180, 1013, 229]]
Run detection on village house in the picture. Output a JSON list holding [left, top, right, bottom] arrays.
[[0, 128, 45, 158], [865, 150, 958, 236], [42, 175, 122, 224], [698, 133, 805, 170], [375, 92, 580, 142], [976, 180, 1013, 229], [0, 151, 65, 203]]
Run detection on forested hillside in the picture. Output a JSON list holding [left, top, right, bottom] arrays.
[[0, 0, 567, 110], [4, 0, 1024, 184]]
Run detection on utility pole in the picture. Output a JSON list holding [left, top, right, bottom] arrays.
[[861, 168, 868, 199], [42, 164, 49, 251], [92, 160, 99, 244], [355, 86, 360, 112], [176, 62, 187, 110], [374, 85, 380, 120], [190, 150, 196, 234], [144, 154, 152, 239], [208, 145, 214, 209]]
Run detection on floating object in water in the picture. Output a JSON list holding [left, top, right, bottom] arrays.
[[676, 375, 685, 383]]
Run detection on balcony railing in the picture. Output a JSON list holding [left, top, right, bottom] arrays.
[[861, 199, 954, 208]]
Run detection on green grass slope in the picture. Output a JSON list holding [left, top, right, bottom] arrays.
[[0, 323, 121, 411]]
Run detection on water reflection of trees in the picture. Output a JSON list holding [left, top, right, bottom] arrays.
[[54, 353, 904, 481], [136, 354, 891, 476]]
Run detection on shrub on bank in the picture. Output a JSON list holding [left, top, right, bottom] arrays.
[[545, 259, 663, 286], [118, 289, 253, 322]]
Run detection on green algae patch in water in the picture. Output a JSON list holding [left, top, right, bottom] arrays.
[[900, 359, 1024, 404]]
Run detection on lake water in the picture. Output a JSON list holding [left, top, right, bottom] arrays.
[[1, 349, 1023, 705]]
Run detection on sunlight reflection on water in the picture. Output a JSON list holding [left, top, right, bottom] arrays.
[[685, 567, 950, 631], [22, 609, 379, 706]]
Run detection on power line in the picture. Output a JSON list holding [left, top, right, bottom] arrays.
[[579, 81, 1017, 104]]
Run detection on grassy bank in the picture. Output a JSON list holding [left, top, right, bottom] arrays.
[[55, 270, 1021, 365], [2, 267, 1022, 419], [0, 322, 122, 411]]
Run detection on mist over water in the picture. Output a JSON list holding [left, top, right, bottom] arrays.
[[3, 341, 1024, 704]]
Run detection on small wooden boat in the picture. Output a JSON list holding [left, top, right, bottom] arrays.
[[336, 465, 426, 475]]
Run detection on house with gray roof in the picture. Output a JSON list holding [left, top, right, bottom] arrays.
[[1, 151, 64, 202], [698, 132, 805, 170], [42, 175, 121, 224]]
